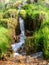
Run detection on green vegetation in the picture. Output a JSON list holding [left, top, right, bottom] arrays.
[[0, 1, 49, 59], [20, 4, 48, 31], [0, 3, 19, 59], [20, 4, 49, 59], [3, 9, 18, 18], [0, 26, 12, 59]]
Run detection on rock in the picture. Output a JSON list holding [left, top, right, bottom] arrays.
[[31, 52, 43, 58]]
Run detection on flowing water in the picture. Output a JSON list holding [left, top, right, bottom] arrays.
[[11, 1, 43, 57], [11, 17, 26, 52], [11, 2, 26, 57]]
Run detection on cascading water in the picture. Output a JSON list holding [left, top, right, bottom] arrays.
[[11, 17, 26, 52], [11, 2, 26, 57], [11, 1, 43, 58]]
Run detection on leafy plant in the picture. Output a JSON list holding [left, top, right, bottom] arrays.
[[20, 9, 26, 19], [0, 26, 12, 59], [3, 9, 18, 18]]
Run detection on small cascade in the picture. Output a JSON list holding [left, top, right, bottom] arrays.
[[11, 2, 26, 57], [11, 1, 43, 58], [11, 17, 26, 52]]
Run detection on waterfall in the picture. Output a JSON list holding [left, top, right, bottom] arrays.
[[11, 17, 26, 52], [11, 1, 43, 58], [11, 2, 26, 57]]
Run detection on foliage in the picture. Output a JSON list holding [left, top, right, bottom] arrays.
[[25, 29, 43, 55], [20, 9, 26, 19], [3, 9, 18, 18], [0, 26, 11, 59], [0, 19, 9, 28], [0, 12, 3, 19], [25, 26, 49, 59], [20, 4, 48, 32], [22, 4, 49, 59], [0, 3, 5, 10], [0, 2, 49, 59], [40, 27, 49, 58]]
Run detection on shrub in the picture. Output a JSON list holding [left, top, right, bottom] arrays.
[[25, 30, 43, 55], [20, 9, 26, 19], [0, 12, 3, 19], [40, 26, 49, 59], [32, 26, 49, 59], [20, 5, 48, 33], [25, 26, 49, 58], [26, 23, 49, 59], [25, 36, 39, 55], [19, 4, 49, 59], [0, 18, 20, 43], [20, 4, 48, 32], [0, 18, 20, 42], [3, 9, 18, 18], [25, 37, 33, 54], [0, 26, 12, 59], [0, 19, 9, 28], [0, 18, 18, 29]]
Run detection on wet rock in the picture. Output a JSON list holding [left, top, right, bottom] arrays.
[[31, 52, 43, 58]]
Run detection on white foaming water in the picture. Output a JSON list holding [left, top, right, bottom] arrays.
[[11, 3, 26, 56], [11, 18, 26, 56], [11, 2, 43, 58], [11, 17, 26, 52]]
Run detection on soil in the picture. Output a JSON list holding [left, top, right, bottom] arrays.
[[0, 55, 49, 65]]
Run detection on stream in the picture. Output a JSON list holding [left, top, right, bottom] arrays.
[[11, 1, 43, 58], [11, 1, 26, 57]]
